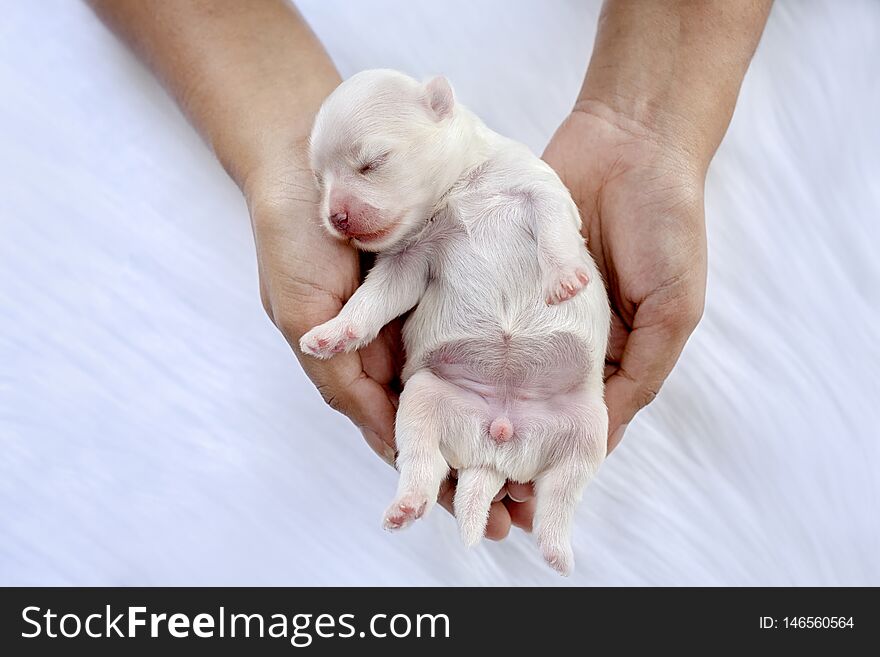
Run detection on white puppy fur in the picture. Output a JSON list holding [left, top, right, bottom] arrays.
[[301, 69, 610, 575]]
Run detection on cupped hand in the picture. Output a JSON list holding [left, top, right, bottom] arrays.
[[248, 161, 401, 465], [247, 160, 531, 539], [543, 100, 707, 452]]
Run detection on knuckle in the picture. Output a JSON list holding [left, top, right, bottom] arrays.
[[659, 291, 705, 338], [680, 294, 705, 332], [634, 384, 660, 411], [685, 294, 706, 330], [259, 286, 274, 323], [650, 269, 706, 337], [616, 368, 662, 413], [315, 382, 347, 413]]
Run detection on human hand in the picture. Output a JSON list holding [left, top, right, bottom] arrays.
[[543, 100, 707, 451], [248, 160, 402, 466]]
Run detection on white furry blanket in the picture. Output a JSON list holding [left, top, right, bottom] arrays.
[[1, 0, 877, 585]]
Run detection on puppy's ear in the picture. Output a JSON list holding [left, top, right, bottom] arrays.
[[423, 76, 454, 121]]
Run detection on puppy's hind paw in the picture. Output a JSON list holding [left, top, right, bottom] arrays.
[[382, 493, 429, 532], [299, 321, 361, 359], [539, 539, 574, 576], [543, 264, 590, 305]]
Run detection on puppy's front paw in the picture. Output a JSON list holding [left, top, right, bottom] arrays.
[[543, 262, 590, 305], [299, 320, 362, 359], [382, 493, 429, 531]]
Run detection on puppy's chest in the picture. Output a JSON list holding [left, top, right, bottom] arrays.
[[432, 185, 535, 258], [422, 212, 516, 291]]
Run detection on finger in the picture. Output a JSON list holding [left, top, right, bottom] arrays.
[[337, 372, 398, 465], [605, 312, 630, 368], [484, 501, 511, 541], [493, 485, 508, 503], [604, 317, 693, 452], [359, 426, 396, 468], [506, 496, 536, 533], [506, 481, 533, 503], [438, 478, 455, 515]]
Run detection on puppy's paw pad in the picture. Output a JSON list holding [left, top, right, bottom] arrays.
[[382, 494, 428, 532], [540, 542, 574, 576], [299, 322, 360, 359], [544, 265, 590, 305]]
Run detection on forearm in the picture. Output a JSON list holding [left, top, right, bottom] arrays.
[[579, 0, 772, 168], [88, 0, 340, 196]]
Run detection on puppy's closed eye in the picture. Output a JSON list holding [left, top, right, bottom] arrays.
[[358, 152, 391, 175]]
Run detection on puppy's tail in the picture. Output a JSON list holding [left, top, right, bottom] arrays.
[[455, 467, 506, 547]]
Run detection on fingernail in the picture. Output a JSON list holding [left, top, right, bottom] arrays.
[[609, 423, 628, 452], [360, 428, 396, 467], [507, 482, 532, 503], [383, 444, 397, 468]]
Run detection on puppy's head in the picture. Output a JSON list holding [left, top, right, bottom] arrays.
[[309, 69, 458, 251]]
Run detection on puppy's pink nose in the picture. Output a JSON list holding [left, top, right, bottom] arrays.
[[330, 212, 349, 232]]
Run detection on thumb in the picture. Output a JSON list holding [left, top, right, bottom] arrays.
[[604, 321, 689, 453]]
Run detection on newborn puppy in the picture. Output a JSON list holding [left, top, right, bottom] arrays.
[[301, 69, 610, 575]]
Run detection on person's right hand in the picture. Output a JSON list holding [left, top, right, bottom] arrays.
[[248, 160, 402, 467]]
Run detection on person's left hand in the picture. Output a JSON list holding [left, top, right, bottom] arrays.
[[543, 101, 708, 452]]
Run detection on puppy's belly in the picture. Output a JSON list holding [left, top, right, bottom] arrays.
[[426, 331, 589, 397], [421, 331, 594, 478]]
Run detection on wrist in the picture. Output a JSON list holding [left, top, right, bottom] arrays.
[[574, 87, 720, 173], [217, 68, 338, 204], [92, 0, 340, 205], [232, 66, 338, 211], [570, 96, 711, 182], [578, 0, 771, 170], [237, 131, 314, 211]]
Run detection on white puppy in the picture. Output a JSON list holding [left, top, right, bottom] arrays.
[[301, 69, 610, 575]]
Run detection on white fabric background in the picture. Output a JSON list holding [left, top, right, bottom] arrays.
[[1, 0, 878, 586]]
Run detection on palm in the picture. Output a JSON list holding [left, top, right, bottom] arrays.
[[543, 108, 707, 447]]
